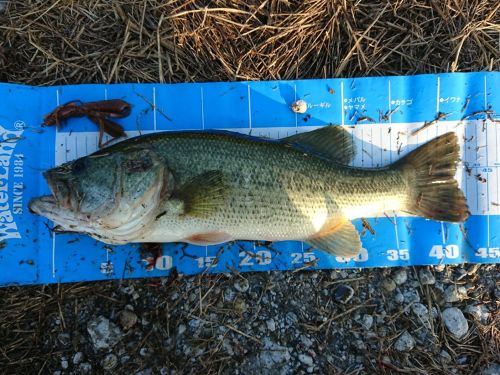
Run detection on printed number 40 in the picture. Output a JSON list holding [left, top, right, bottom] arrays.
[[429, 245, 460, 259], [387, 249, 409, 261]]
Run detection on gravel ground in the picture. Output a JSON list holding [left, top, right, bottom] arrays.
[[0, 1, 499, 374], [1, 265, 499, 374]]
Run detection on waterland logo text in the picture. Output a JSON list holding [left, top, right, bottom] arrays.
[[0, 123, 24, 240]]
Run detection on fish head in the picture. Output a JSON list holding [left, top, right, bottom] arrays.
[[29, 148, 173, 243]]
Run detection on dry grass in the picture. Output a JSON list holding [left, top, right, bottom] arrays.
[[0, 0, 498, 85], [0, 1, 499, 374]]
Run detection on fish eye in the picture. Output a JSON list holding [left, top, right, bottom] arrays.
[[72, 159, 87, 174]]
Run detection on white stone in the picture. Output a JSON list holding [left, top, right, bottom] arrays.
[[298, 354, 314, 367], [442, 307, 468, 339], [392, 269, 407, 285], [419, 269, 436, 285], [394, 331, 415, 352], [266, 319, 276, 332], [87, 316, 123, 351], [290, 100, 308, 114]]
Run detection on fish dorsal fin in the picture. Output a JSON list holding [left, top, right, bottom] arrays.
[[306, 220, 361, 257], [283, 125, 355, 164], [177, 170, 230, 218]]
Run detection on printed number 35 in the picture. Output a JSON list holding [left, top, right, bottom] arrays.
[[387, 249, 409, 261]]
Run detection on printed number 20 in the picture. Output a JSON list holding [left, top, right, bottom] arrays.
[[239, 250, 272, 266]]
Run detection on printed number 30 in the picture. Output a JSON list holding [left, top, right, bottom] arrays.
[[335, 248, 369, 263]]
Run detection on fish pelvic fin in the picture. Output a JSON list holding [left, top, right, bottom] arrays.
[[395, 132, 469, 223], [283, 125, 355, 164], [306, 220, 361, 257], [177, 170, 230, 218], [184, 232, 233, 246]]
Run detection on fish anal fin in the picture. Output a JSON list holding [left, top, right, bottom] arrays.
[[177, 170, 230, 218], [283, 125, 355, 164], [184, 232, 232, 246], [306, 220, 361, 257]]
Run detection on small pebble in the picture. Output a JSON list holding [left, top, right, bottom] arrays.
[[234, 278, 250, 293], [119, 310, 138, 330], [392, 269, 407, 285], [57, 333, 71, 348], [60, 358, 68, 370], [435, 264, 446, 272], [102, 353, 118, 371], [394, 289, 404, 304], [411, 303, 430, 327], [442, 307, 469, 339], [382, 278, 397, 292], [444, 285, 467, 303], [79, 363, 92, 374], [481, 363, 500, 375], [300, 334, 313, 348], [188, 319, 201, 330], [334, 285, 354, 304], [87, 316, 123, 351], [419, 269, 436, 285], [465, 304, 490, 324], [456, 355, 468, 365], [73, 352, 83, 365], [266, 319, 276, 332], [290, 99, 308, 114], [403, 289, 420, 304], [440, 350, 452, 364], [361, 314, 373, 330], [394, 331, 415, 352], [0, 1, 7, 13], [285, 311, 298, 326], [177, 324, 187, 335], [224, 288, 236, 302], [298, 354, 314, 367]]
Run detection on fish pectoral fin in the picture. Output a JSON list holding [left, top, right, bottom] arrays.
[[283, 125, 355, 164], [177, 170, 230, 218], [184, 232, 233, 246], [306, 220, 361, 257]]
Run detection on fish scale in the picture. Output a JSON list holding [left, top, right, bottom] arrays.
[[133, 132, 406, 242]]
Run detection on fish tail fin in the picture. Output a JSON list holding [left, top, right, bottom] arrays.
[[395, 132, 469, 223]]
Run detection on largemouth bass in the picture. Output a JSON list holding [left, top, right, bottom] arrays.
[[29, 127, 468, 257]]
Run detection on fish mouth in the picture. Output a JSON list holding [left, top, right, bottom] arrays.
[[43, 170, 73, 208], [29, 170, 74, 217], [28, 195, 60, 216]]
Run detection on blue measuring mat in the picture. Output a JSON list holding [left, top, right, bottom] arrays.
[[0, 72, 499, 286]]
